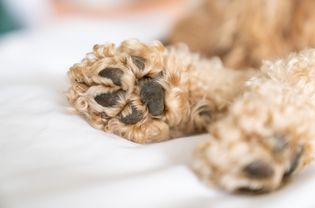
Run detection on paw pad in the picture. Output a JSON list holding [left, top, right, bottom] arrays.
[[119, 104, 144, 125], [67, 40, 193, 143], [94, 90, 125, 107], [83, 47, 166, 128], [139, 78, 165, 116], [131, 56, 145, 70], [243, 160, 274, 179], [98, 67, 124, 86]]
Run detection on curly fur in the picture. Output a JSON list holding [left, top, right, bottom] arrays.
[[67, 40, 315, 193], [169, 0, 315, 69], [193, 49, 315, 192], [67, 40, 250, 143]]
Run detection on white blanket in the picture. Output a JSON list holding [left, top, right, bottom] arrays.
[[0, 17, 315, 208]]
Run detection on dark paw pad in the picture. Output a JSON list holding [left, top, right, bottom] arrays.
[[139, 78, 165, 116], [243, 160, 274, 179], [131, 56, 145, 70], [99, 67, 124, 86], [94, 90, 125, 107], [119, 105, 143, 125]]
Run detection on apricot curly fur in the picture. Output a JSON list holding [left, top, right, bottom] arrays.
[[67, 40, 250, 143], [193, 49, 315, 192], [169, 0, 315, 69], [67, 40, 315, 193]]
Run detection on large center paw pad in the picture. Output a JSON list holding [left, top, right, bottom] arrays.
[[139, 78, 165, 116]]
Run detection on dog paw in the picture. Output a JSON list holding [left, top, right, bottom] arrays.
[[67, 40, 246, 143], [192, 95, 313, 193], [67, 40, 200, 143], [67, 40, 172, 143], [193, 132, 310, 193]]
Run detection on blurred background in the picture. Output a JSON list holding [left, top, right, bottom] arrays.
[[0, 0, 194, 74], [0, 0, 189, 39]]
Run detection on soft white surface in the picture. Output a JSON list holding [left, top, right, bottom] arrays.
[[0, 16, 315, 208]]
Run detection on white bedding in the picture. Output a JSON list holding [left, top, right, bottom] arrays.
[[1, 17, 315, 208]]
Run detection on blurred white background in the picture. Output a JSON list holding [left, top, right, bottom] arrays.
[[0, 0, 187, 63], [0, 0, 186, 34]]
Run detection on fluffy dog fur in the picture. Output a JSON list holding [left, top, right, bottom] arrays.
[[169, 0, 315, 69], [193, 49, 315, 192], [66, 40, 315, 193], [67, 40, 250, 143]]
